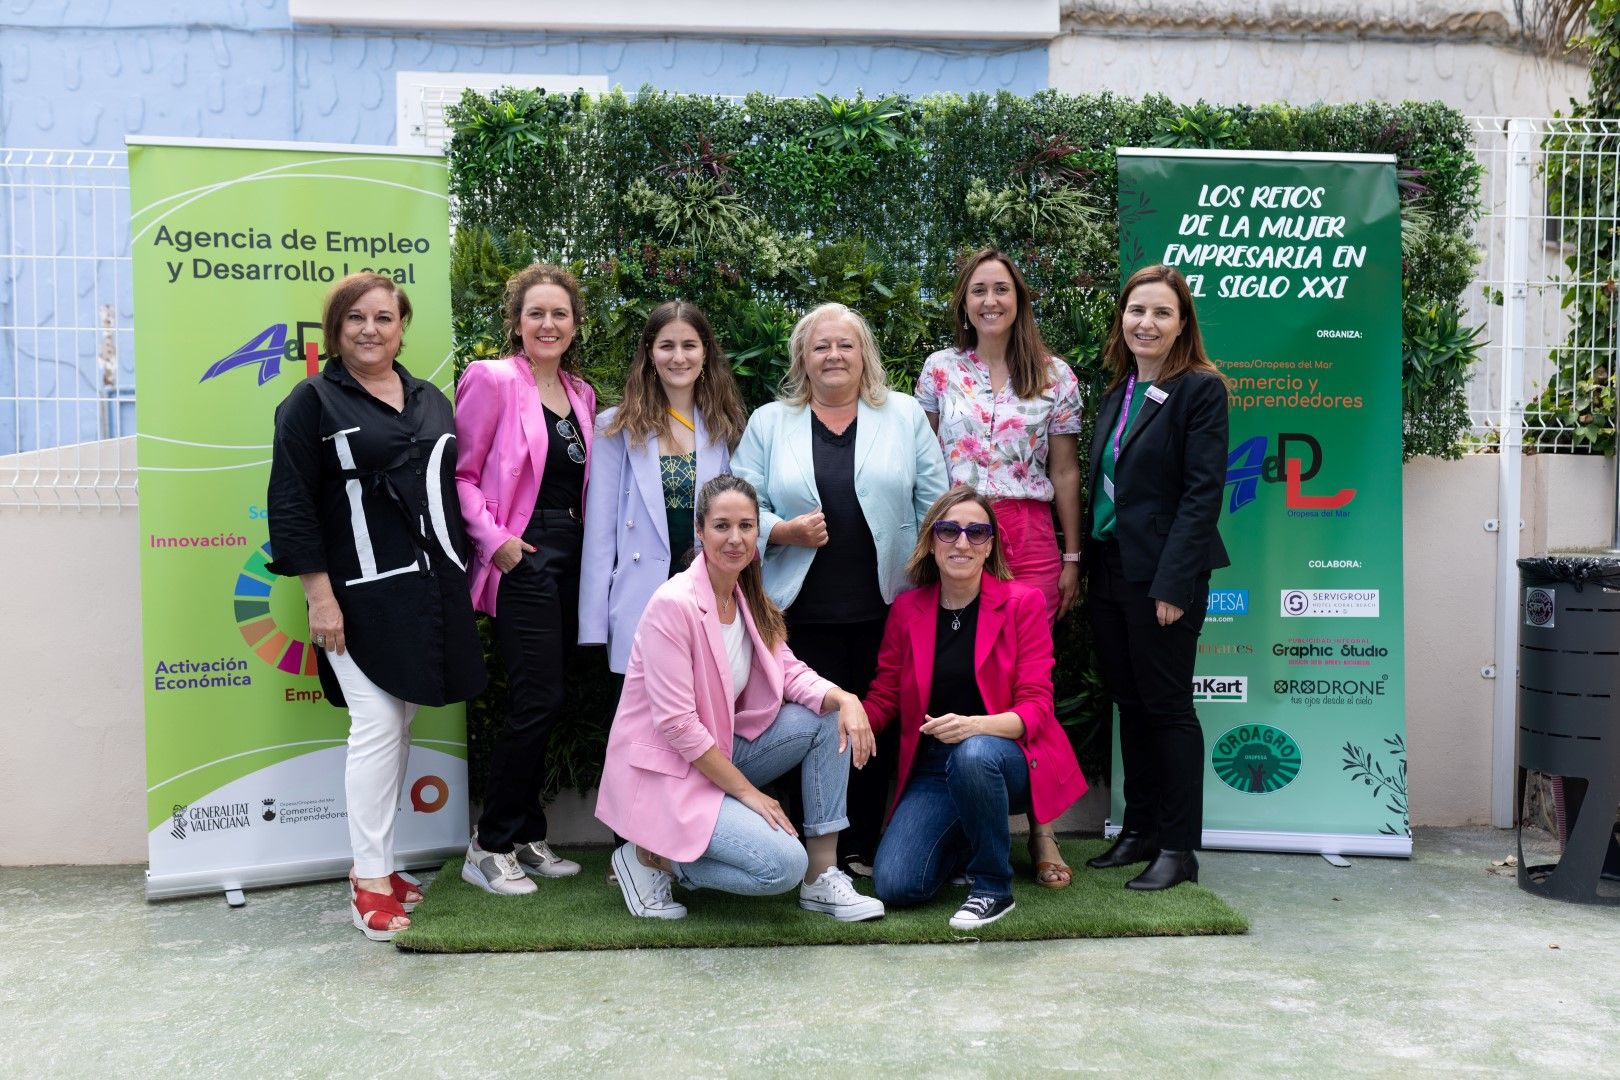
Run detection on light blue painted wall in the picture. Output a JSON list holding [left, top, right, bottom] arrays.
[[0, 1, 1047, 453]]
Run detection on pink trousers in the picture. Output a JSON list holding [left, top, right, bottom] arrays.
[[991, 497, 1062, 622]]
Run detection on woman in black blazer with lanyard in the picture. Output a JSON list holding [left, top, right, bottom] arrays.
[[1082, 264, 1229, 891]]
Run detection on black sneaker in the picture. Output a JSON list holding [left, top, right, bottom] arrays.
[[948, 893, 1015, 930]]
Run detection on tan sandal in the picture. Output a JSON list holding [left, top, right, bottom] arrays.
[[1028, 831, 1073, 889]]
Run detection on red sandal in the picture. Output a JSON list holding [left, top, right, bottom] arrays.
[[349, 871, 424, 912], [351, 888, 410, 941]]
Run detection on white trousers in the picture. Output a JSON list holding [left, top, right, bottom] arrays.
[[328, 649, 420, 879]]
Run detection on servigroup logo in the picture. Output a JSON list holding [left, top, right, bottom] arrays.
[[1225, 432, 1356, 513], [199, 321, 325, 385]]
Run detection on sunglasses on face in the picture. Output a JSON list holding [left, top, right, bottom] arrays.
[[555, 418, 586, 464], [931, 520, 995, 546]]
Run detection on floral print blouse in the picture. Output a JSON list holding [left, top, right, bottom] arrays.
[[914, 347, 1083, 502]]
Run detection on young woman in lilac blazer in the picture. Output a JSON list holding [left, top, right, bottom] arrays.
[[596, 476, 885, 923], [454, 264, 595, 896], [579, 301, 748, 675]]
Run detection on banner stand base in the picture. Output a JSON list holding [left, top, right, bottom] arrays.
[[1102, 820, 1412, 858], [145, 842, 464, 902]]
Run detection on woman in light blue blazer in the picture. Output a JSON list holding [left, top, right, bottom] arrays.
[[580, 301, 748, 674], [731, 301, 948, 875]]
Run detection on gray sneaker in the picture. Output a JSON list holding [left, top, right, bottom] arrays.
[[461, 841, 538, 896], [513, 839, 581, 878]]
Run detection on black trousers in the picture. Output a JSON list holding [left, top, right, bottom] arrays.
[[784, 614, 891, 867], [1087, 539, 1208, 851], [476, 509, 581, 853]]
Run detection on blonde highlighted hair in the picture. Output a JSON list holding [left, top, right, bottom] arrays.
[[778, 303, 889, 408]]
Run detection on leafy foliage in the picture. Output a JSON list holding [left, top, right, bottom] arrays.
[[1341, 735, 1410, 837], [445, 87, 1484, 797]]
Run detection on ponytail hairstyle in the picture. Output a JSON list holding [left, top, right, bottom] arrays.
[[695, 475, 786, 650]]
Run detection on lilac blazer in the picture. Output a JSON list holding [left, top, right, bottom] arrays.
[[594, 554, 835, 863], [453, 354, 596, 617], [578, 405, 731, 673]]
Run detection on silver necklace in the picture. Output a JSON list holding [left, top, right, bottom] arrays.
[[942, 596, 974, 632]]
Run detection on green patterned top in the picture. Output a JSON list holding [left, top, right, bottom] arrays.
[[661, 452, 697, 574]]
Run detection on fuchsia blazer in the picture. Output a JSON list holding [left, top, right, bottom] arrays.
[[454, 354, 596, 616], [863, 573, 1087, 824], [595, 554, 836, 863]]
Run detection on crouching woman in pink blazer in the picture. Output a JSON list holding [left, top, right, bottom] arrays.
[[863, 487, 1087, 931], [596, 475, 885, 922]]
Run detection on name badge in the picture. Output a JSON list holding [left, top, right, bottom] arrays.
[[1145, 385, 1169, 404]]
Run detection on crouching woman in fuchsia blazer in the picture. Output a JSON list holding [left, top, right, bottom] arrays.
[[596, 475, 885, 923], [863, 486, 1087, 931]]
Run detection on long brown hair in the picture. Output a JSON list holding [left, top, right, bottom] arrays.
[[695, 475, 786, 650], [952, 248, 1053, 399], [905, 485, 1013, 587], [502, 263, 583, 371], [1101, 264, 1219, 390], [321, 273, 412, 364], [602, 301, 748, 451]]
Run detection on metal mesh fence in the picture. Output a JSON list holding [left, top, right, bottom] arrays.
[[0, 148, 135, 509]]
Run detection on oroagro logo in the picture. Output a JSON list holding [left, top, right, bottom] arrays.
[[1212, 724, 1302, 794], [199, 321, 324, 385]]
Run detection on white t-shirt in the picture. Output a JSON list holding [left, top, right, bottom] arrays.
[[720, 613, 753, 703]]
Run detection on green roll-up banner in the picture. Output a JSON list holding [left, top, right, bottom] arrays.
[[1115, 148, 1410, 856], [129, 139, 467, 898]]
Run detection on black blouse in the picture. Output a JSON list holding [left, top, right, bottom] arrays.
[[266, 359, 487, 708], [788, 413, 886, 624], [919, 595, 987, 757]]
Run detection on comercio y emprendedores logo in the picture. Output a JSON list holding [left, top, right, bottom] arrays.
[[1211, 724, 1301, 794]]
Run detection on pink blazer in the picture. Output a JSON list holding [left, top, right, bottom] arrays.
[[453, 355, 596, 616], [863, 574, 1087, 825], [595, 554, 835, 863]]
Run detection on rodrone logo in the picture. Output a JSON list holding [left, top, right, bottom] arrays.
[[198, 321, 325, 386], [1224, 432, 1356, 513]]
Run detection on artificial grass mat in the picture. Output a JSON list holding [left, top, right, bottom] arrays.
[[393, 839, 1248, 952]]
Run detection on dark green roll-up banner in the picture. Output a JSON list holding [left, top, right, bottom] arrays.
[[1114, 149, 1409, 856]]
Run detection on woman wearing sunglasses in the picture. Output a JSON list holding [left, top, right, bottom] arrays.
[[861, 487, 1086, 929], [453, 263, 595, 895]]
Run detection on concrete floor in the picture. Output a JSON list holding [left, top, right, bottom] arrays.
[[2, 827, 1617, 1078]]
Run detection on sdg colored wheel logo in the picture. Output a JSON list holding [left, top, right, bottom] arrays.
[[235, 541, 320, 675], [1212, 724, 1302, 794]]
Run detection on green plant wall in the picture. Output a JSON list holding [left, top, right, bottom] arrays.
[[446, 87, 1484, 802]]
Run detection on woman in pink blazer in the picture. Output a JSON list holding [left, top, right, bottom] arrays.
[[863, 486, 1088, 930], [454, 264, 596, 897], [595, 475, 885, 922]]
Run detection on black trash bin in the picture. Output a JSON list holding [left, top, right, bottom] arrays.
[[1516, 553, 1620, 904]]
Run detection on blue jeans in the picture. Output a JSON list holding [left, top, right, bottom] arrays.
[[872, 735, 1031, 904], [671, 703, 850, 896]]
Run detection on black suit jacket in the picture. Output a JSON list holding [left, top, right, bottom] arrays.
[[1082, 368, 1231, 609]]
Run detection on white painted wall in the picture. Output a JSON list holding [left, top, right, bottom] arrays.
[[5, 447, 1612, 864], [1050, 1, 1586, 116]]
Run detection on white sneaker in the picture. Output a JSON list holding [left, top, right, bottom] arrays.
[[513, 839, 581, 878], [799, 866, 885, 922], [611, 842, 686, 919], [461, 841, 538, 896]]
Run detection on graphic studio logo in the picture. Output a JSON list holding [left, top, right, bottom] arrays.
[[410, 775, 449, 813], [1524, 587, 1556, 629], [1192, 675, 1248, 703], [261, 798, 277, 823], [171, 804, 188, 841], [1225, 432, 1356, 514], [199, 321, 324, 385], [1281, 589, 1379, 618], [1212, 724, 1302, 794]]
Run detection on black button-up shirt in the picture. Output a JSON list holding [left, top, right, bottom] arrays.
[[267, 359, 486, 708]]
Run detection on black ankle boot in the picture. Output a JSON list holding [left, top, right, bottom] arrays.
[[1125, 849, 1199, 890], [1085, 832, 1160, 870]]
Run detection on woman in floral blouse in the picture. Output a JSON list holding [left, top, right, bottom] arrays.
[[914, 248, 1084, 888]]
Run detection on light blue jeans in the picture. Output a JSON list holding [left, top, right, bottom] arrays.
[[671, 703, 850, 896]]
